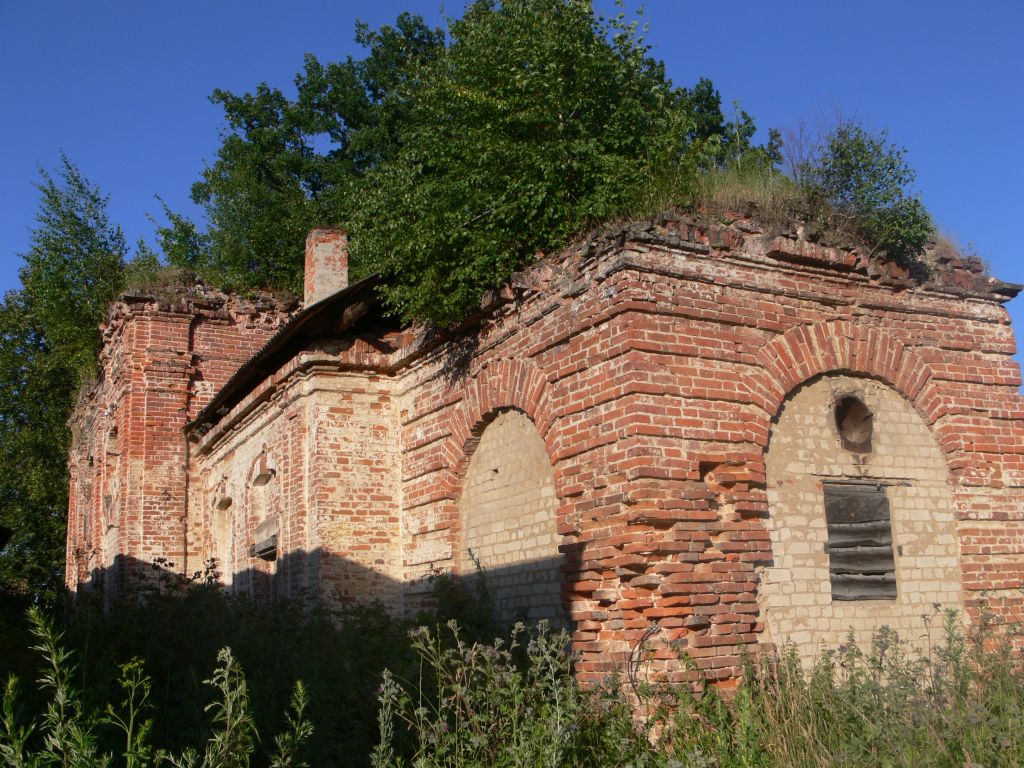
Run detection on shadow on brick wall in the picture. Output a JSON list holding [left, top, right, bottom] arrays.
[[76, 547, 571, 630]]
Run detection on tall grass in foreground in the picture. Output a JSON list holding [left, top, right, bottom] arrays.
[[4, 600, 1024, 767], [374, 607, 1024, 768], [1, 608, 312, 768]]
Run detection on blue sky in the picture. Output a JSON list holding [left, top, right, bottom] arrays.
[[1, 1, 1022, 337]]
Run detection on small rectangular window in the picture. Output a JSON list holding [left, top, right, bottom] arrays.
[[823, 483, 897, 601]]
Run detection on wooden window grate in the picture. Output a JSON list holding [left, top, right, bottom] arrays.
[[823, 483, 897, 601]]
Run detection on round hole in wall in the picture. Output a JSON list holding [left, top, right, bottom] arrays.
[[834, 395, 872, 452]]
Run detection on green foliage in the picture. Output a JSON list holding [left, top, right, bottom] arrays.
[[374, 608, 1024, 768], [800, 120, 934, 261], [0, 567, 505, 767], [681, 77, 781, 171], [374, 621, 651, 768], [29, 605, 107, 766], [348, 0, 705, 324], [0, 296, 74, 602], [157, 13, 445, 293], [5, 586, 1024, 768], [737, 608, 1024, 766], [18, 154, 127, 375], [2, 606, 313, 768], [268, 683, 313, 768], [164, 1, 777, 325], [0, 156, 135, 603], [103, 660, 156, 768], [162, 648, 257, 768], [51, 584, 432, 766]]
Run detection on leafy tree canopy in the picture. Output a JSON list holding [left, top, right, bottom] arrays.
[[348, 0, 706, 323], [162, 0, 773, 324], [20, 154, 127, 374], [158, 12, 445, 293], [0, 295, 75, 601], [0, 156, 131, 602]]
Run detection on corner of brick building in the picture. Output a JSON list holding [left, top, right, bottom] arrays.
[[66, 286, 295, 599], [393, 213, 1024, 686]]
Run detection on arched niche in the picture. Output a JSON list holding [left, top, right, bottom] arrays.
[[242, 451, 280, 599], [759, 374, 963, 664], [458, 409, 565, 626], [209, 481, 234, 588]]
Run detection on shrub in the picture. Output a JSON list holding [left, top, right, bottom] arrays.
[[7, 585, 1024, 767], [799, 120, 934, 263], [1, 607, 313, 767], [375, 608, 1024, 768], [0, 569, 503, 767]]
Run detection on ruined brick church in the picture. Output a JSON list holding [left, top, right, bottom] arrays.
[[67, 212, 1024, 683]]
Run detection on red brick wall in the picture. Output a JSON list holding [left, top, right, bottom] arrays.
[[397, 215, 1024, 685], [67, 289, 291, 597]]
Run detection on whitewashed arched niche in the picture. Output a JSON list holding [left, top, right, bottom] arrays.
[[759, 374, 963, 664], [458, 408, 565, 626], [208, 476, 235, 588]]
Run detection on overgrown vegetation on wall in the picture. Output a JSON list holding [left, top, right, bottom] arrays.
[[3, 586, 1024, 767], [157, 0, 931, 325], [155, 0, 778, 324], [694, 119, 933, 267]]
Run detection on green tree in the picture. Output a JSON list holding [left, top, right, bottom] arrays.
[[20, 153, 128, 374], [166, 1, 776, 324], [0, 156, 128, 602], [681, 77, 781, 170], [801, 120, 933, 261], [158, 12, 444, 292], [348, 0, 706, 323], [0, 296, 75, 601]]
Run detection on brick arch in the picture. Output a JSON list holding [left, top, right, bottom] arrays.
[[756, 320, 941, 423], [443, 358, 558, 496], [752, 319, 967, 473], [453, 406, 566, 623], [433, 359, 576, 570]]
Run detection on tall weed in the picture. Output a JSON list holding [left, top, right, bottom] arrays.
[[1, 609, 312, 768], [373, 620, 654, 768], [374, 608, 1024, 768]]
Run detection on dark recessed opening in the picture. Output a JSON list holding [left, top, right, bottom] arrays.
[[835, 395, 872, 453]]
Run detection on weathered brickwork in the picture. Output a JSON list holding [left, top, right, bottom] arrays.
[[190, 359, 404, 607], [68, 214, 1024, 687], [66, 288, 293, 598]]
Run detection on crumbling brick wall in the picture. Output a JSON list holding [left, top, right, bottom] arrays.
[[66, 288, 292, 597], [398, 214, 1024, 685], [189, 364, 405, 607], [69, 213, 1024, 689]]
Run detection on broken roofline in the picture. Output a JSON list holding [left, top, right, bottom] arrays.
[[183, 209, 1023, 438], [187, 273, 384, 436]]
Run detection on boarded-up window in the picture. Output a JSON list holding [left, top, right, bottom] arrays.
[[823, 483, 897, 601]]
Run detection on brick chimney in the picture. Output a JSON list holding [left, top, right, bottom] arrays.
[[304, 228, 349, 305]]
